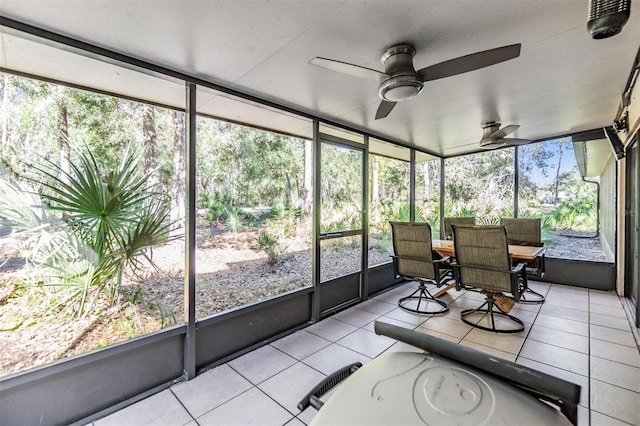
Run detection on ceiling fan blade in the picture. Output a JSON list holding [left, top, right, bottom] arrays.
[[309, 57, 387, 80], [504, 138, 531, 146], [490, 124, 520, 139], [375, 100, 397, 120], [480, 142, 504, 149], [417, 44, 521, 82]]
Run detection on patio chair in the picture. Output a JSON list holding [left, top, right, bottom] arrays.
[[500, 217, 546, 303], [443, 216, 476, 240], [451, 225, 527, 333], [390, 221, 453, 315]]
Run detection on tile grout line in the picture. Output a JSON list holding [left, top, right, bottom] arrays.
[[169, 387, 201, 426], [220, 362, 311, 424]]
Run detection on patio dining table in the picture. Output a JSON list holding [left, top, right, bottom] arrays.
[[432, 239, 545, 261]]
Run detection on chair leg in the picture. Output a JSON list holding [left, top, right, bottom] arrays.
[[519, 287, 545, 304], [399, 280, 449, 315], [460, 295, 524, 333]]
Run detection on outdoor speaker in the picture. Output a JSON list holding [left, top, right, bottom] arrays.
[[587, 0, 632, 39], [604, 126, 625, 160]]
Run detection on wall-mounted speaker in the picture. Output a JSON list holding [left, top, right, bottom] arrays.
[[587, 0, 632, 39], [604, 125, 625, 159]]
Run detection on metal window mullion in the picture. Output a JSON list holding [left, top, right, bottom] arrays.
[[312, 120, 321, 322], [410, 149, 416, 222], [362, 135, 369, 299], [440, 157, 446, 237], [514, 147, 519, 217], [183, 82, 197, 380]]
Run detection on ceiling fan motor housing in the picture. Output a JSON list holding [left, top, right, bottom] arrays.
[[481, 121, 501, 137], [480, 122, 504, 147], [378, 44, 424, 102]]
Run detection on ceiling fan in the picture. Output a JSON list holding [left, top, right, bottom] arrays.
[[309, 43, 521, 120], [480, 121, 531, 149]]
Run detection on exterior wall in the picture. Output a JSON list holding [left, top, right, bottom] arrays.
[[600, 155, 616, 262], [617, 75, 640, 294]]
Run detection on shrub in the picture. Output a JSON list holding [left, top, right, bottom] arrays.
[[256, 230, 282, 265], [224, 211, 245, 233], [2, 146, 179, 317]]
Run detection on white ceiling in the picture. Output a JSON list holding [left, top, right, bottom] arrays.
[[0, 1, 639, 157]]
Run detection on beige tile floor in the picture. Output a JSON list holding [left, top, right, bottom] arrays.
[[92, 282, 640, 426]]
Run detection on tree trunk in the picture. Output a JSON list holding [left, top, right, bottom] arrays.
[[553, 143, 565, 204], [422, 162, 431, 203], [1, 75, 10, 161], [57, 86, 70, 186], [303, 139, 312, 214], [142, 105, 159, 189], [170, 111, 185, 229], [284, 167, 294, 206], [371, 156, 379, 203]]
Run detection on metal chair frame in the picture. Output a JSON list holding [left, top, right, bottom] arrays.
[[451, 225, 528, 333], [390, 222, 453, 315], [443, 216, 476, 240], [452, 262, 527, 333], [501, 218, 546, 304], [392, 255, 452, 314]]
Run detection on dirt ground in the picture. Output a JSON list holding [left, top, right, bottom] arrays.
[[0, 226, 605, 377]]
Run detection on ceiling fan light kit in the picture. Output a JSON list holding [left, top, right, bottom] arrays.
[[378, 45, 424, 102], [378, 76, 423, 102]]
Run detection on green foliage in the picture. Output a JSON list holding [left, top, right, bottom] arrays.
[[256, 230, 282, 265], [548, 198, 596, 230], [0, 174, 50, 230], [201, 192, 233, 224], [196, 120, 307, 209], [224, 211, 245, 233], [372, 234, 392, 251], [477, 216, 500, 225], [445, 150, 514, 220], [458, 206, 478, 218], [200, 192, 263, 231], [517, 139, 597, 233], [321, 210, 361, 233], [321, 202, 361, 233], [126, 287, 176, 328], [6, 146, 179, 316]]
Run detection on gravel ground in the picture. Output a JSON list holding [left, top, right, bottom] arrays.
[[543, 230, 607, 261]]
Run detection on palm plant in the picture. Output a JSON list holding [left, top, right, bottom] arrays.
[[256, 230, 282, 265], [29, 146, 178, 314]]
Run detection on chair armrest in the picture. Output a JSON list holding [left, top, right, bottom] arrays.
[[508, 239, 544, 247], [510, 262, 528, 301], [451, 262, 519, 275], [433, 256, 451, 264], [451, 262, 526, 295], [391, 254, 431, 262]]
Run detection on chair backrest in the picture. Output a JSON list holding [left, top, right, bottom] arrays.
[[452, 225, 513, 293], [443, 217, 476, 239], [500, 218, 542, 246], [390, 221, 436, 280]]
